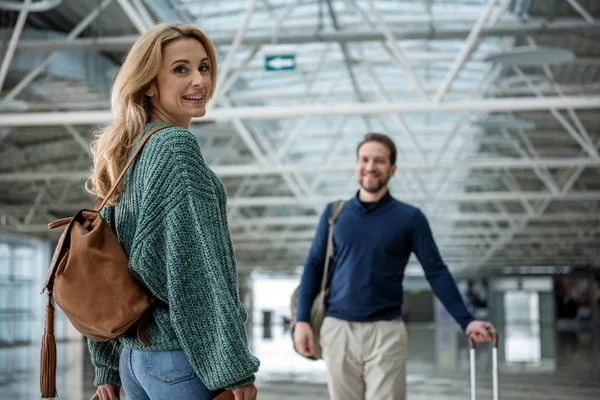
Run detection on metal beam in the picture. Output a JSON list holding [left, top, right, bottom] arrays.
[[526, 36, 598, 157], [210, 46, 260, 108], [232, 236, 600, 251], [0, 0, 114, 109], [2, 156, 599, 181], [210, 0, 259, 105], [6, 20, 600, 52], [472, 168, 591, 271], [502, 128, 560, 194], [1, 96, 599, 126], [433, 0, 497, 103], [229, 212, 600, 227], [270, 0, 302, 42], [0, 0, 60, 12], [130, 0, 154, 28], [64, 124, 93, 157], [272, 45, 337, 161], [566, 0, 596, 23], [223, 191, 600, 205], [115, 0, 148, 33], [325, 0, 370, 106], [365, 0, 429, 101], [217, 95, 310, 200], [234, 258, 594, 272], [512, 66, 600, 160], [360, 47, 426, 160], [225, 80, 600, 100], [236, 53, 600, 72], [432, 63, 504, 165], [6, 190, 600, 211], [231, 225, 598, 241], [0, 0, 30, 93], [22, 187, 46, 225], [9, 211, 600, 233]]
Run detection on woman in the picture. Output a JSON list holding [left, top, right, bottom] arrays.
[[86, 23, 259, 400]]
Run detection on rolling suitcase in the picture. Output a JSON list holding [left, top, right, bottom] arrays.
[[469, 331, 499, 400]]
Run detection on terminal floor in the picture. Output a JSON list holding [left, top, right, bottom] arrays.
[[2, 324, 599, 399]]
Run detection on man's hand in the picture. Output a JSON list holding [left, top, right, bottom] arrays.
[[90, 384, 120, 400], [465, 320, 496, 343], [293, 321, 314, 357], [231, 383, 257, 400]]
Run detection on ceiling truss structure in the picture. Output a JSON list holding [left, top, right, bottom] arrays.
[[0, 0, 599, 277]]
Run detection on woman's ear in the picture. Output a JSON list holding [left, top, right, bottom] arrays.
[[145, 82, 157, 98]]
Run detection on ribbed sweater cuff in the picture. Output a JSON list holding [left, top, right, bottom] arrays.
[[94, 367, 121, 387], [223, 374, 255, 391]]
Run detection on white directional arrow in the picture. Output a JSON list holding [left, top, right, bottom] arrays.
[[266, 56, 295, 70]]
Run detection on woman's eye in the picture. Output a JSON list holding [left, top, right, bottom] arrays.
[[200, 65, 210, 72], [174, 66, 187, 73]]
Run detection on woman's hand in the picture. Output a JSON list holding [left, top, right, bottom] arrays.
[[231, 383, 258, 400], [90, 384, 120, 400]]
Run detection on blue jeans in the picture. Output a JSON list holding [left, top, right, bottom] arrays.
[[119, 348, 224, 400]]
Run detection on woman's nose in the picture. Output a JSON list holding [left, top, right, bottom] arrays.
[[192, 70, 206, 87]]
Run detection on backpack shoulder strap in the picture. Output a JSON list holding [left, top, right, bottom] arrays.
[[321, 200, 347, 293], [96, 125, 170, 211]]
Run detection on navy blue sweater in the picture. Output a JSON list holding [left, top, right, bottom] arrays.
[[297, 191, 475, 331]]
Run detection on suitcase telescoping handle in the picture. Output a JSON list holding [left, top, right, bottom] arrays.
[[469, 330, 499, 400]]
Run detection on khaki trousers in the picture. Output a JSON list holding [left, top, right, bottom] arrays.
[[320, 316, 408, 400]]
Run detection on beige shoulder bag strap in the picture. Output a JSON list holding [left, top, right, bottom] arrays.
[[320, 200, 347, 294]]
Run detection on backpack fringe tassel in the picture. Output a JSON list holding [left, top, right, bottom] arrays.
[[40, 294, 57, 398]]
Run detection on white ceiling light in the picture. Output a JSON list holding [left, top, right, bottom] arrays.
[[483, 46, 575, 66]]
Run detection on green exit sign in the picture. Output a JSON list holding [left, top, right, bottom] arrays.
[[264, 54, 296, 71]]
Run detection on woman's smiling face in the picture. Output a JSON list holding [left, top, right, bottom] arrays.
[[146, 37, 213, 128]]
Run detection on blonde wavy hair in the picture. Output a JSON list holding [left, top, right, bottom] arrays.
[[87, 23, 218, 205]]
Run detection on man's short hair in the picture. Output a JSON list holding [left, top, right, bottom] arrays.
[[356, 133, 397, 166]]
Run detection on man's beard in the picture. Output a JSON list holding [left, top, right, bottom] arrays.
[[359, 175, 389, 193]]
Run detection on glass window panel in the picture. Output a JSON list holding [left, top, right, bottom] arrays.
[[0, 242, 9, 257], [0, 315, 12, 344], [13, 246, 34, 259], [54, 310, 66, 340], [0, 258, 9, 278], [0, 351, 9, 377], [12, 346, 32, 372], [13, 246, 35, 279], [0, 242, 10, 278], [13, 314, 32, 343], [13, 283, 31, 310], [13, 258, 33, 279], [0, 239, 43, 345], [0, 285, 11, 309]]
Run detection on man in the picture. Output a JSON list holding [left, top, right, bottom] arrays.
[[293, 133, 495, 400]]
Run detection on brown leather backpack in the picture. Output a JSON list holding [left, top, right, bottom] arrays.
[[39, 125, 168, 398]]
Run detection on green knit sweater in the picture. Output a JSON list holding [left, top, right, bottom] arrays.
[[87, 122, 260, 390]]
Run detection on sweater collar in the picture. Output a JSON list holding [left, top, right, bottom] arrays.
[[144, 121, 171, 133], [350, 190, 393, 212]]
